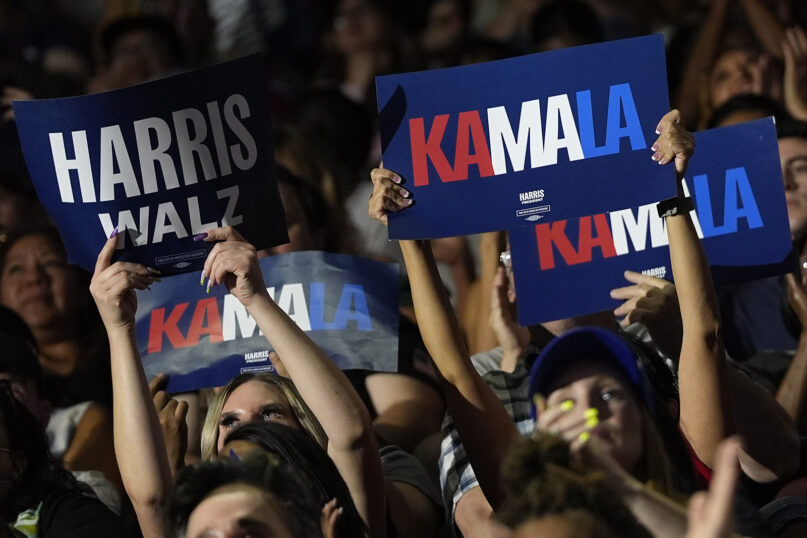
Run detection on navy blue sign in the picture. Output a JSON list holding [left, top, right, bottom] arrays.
[[13, 55, 288, 274], [376, 35, 674, 239], [135, 251, 400, 392], [509, 118, 793, 324]]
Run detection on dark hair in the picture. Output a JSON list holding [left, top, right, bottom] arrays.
[[0, 306, 45, 396], [168, 450, 322, 537], [275, 164, 356, 254], [777, 118, 807, 142], [224, 421, 369, 537], [619, 332, 699, 494], [529, 0, 603, 52], [498, 432, 650, 536], [98, 14, 184, 66], [0, 382, 91, 519], [707, 93, 790, 129]]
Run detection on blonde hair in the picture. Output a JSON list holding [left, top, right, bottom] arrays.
[[201, 373, 328, 461], [632, 408, 679, 498]]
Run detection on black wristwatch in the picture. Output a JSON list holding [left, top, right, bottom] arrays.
[[656, 196, 695, 218]]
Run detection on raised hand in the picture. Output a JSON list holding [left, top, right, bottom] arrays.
[[89, 232, 156, 331], [368, 167, 412, 225], [199, 227, 268, 307], [651, 109, 695, 181]]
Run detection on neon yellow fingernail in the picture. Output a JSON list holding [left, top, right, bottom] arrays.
[[586, 416, 599, 429], [584, 408, 598, 419], [560, 400, 574, 411], [578, 431, 591, 443], [200, 271, 206, 285]]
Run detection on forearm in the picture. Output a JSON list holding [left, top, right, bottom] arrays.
[[454, 487, 496, 536], [107, 326, 172, 537], [729, 366, 799, 482], [777, 333, 807, 431], [674, 0, 729, 127], [401, 239, 518, 508], [623, 483, 688, 538], [667, 201, 734, 467], [471, 233, 506, 353], [740, 0, 785, 59], [246, 294, 373, 448]]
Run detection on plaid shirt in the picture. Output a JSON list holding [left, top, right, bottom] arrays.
[[438, 347, 536, 531]]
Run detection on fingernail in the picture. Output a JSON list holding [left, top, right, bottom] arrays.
[[651, 153, 659, 161], [200, 271, 206, 286], [151, 277, 162, 283], [578, 431, 591, 443], [586, 416, 600, 429], [206, 280, 212, 294], [337, 507, 344, 515], [193, 232, 208, 241], [584, 408, 598, 419], [651, 143, 659, 151], [560, 399, 575, 411], [405, 199, 413, 205], [109, 226, 119, 239], [401, 189, 411, 198], [147, 267, 162, 275], [392, 175, 401, 184]]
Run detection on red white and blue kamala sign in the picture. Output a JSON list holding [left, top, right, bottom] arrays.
[[13, 55, 288, 275], [135, 251, 400, 392], [509, 118, 794, 324], [376, 34, 674, 239]]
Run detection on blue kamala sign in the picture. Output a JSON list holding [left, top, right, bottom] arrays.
[[376, 34, 674, 239], [134, 251, 400, 392], [508, 118, 794, 324]]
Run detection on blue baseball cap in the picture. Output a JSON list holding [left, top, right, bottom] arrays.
[[528, 326, 655, 419]]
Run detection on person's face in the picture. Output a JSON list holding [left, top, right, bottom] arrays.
[[109, 29, 175, 81], [216, 381, 301, 454], [780, 137, 807, 240], [709, 50, 760, 109], [333, 0, 384, 54], [0, 235, 83, 334], [258, 183, 320, 257], [542, 361, 644, 473], [186, 485, 293, 538]]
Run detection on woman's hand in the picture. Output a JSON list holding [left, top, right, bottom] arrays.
[[783, 26, 807, 121], [89, 233, 155, 331], [199, 227, 269, 308], [369, 167, 412, 225], [651, 110, 695, 183]]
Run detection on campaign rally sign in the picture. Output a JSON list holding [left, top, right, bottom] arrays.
[[13, 55, 288, 275], [508, 118, 793, 324], [135, 251, 399, 392], [376, 34, 674, 239]]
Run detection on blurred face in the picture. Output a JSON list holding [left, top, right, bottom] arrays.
[[0, 374, 48, 425], [422, 0, 466, 52], [333, 0, 384, 54], [186, 485, 293, 538], [543, 361, 643, 473], [109, 29, 175, 81], [259, 183, 319, 257], [780, 137, 807, 240], [709, 50, 760, 109], [0, 234, 83, 334], [216, 381, 301, 454]]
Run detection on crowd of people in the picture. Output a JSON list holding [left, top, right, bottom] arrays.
[[2, 0, 807, 536]]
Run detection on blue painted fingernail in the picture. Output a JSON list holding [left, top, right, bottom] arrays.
[[109, 226, 119, 239], [193, 232, 208, 241]]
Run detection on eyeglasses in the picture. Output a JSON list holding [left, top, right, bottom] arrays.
[[499, 250, 512, 268]]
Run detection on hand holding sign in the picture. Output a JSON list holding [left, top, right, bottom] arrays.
[[368, 167, 412, 225], [200, 226, 268, 308], [90, 230, 157, 331], [651, 109, 695, 180]]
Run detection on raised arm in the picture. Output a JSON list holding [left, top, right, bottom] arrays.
[[199, 228, 386, 537], [369, 168, 519, 510], [656, 111, 735, 468], [89, 233, 169, 538]]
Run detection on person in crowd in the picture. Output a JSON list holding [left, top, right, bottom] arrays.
[[223, 421, 369, 537], [0, 383, 129, 536], [368, 110, 794, 537], [168, 449, 330, 538], [0, 306, 121, 509], [88, 14, 185, 93], [0, 225, 112, 409]]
